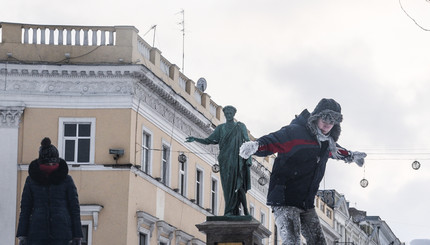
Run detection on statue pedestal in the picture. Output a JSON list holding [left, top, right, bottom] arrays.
[[196, 216, 271, 245]]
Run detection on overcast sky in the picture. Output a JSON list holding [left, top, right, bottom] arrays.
[[2, 0, 430, 243]]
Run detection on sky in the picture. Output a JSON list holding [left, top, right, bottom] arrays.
[[2, 0, 430, 243]]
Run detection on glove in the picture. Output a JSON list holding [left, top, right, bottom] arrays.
[[347, 151, 367, 167], [239, 141, 259, 159], [18, 237, 27, 245], [70, 238, 82, 245]]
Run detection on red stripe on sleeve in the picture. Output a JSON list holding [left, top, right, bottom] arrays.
[[258, 139, 318, 154]]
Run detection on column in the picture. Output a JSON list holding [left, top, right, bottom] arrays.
[[0, 104, 24, 245]]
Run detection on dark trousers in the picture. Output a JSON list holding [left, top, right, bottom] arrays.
[[28, 240, 70, 245], [273, 206, 327, 245]]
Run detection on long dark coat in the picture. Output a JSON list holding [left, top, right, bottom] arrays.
[[16, 158, 83, 241]]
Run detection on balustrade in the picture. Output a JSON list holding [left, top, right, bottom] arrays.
[[20, 24, 116, 46]]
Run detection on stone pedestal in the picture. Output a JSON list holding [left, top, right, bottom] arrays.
[[196, 216, 271, 245]]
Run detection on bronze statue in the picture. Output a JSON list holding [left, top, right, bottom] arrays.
[[186, 105, 251, 216]]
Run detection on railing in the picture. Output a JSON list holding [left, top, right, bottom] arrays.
[[178, 74, 187, 91], [194, 89, 202, 104], [21, 24, 116, 46], [137, 37, 151, 60], [209, 101, 217, 117], [160, 56, 170, 76]]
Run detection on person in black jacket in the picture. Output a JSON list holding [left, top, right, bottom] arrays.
[[239, 98, 366, 245], [17, 137, 83, 245]]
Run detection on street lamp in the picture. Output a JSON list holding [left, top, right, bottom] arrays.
[[412, 160, 421, 170]]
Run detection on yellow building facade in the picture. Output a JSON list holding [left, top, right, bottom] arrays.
[[0, 22, 273, 245]]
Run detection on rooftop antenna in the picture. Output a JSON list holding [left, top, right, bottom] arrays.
[[143, 25, 157, 47], [177, 9, 185, 72]]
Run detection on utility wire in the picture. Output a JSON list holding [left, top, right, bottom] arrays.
[[399, 0, 430, 31]]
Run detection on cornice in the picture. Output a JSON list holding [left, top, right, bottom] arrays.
[[133, 70, 213, 136], [0, 63, 213, 135]]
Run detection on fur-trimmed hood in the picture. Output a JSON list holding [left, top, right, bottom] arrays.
[[28, 158, 69, 185]]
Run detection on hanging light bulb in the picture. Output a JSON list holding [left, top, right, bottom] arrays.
[[360, 165, 368, 188], [258, 176, 268, 186], [178, 153, 187, 163], [212, 164, 220, 173], [412, 160, 421, 170], [360, 178, 369, 188]]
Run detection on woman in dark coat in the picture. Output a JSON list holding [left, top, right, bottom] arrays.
[[17, 137, 83, 245]]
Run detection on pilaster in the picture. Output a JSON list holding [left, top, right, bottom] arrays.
[[0, 103, 25, 245]]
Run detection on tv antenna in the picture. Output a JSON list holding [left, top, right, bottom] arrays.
[[143, 25, 157, 47], [177, 9, 185, 72]]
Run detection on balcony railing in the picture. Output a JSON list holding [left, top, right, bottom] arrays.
[[21, 24, 116, 46]]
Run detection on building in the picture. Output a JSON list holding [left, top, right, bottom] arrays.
[[317, 190, 404, 245], [0, 22, 273, 245]]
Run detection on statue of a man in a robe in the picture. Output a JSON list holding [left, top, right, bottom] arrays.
[[186, 105, 251, 216]]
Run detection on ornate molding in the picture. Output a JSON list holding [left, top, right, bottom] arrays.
[[133, 71, 219, 155], [80, 204, 103, 230], [0, 105, 25, 128]]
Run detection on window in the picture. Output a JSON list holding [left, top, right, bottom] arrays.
[[139, 232, 147, 245], [141, 129, 152, 174], [320, 203, 325, 212], [210, 177, 218, 214], [161, 144, 171, 186], [260, 211, 266, 226], [326, 209, 332, 219], [249, 203, 255, 217], [82, 225, 89, 245], [196, 168, 203, 206], [81, 220, 93, 245], [59, 118, 95, 164], [179, 160, 187, 196]]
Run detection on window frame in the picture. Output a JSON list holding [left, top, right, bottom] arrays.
[[210, 175, 219, 215], [178, 156, 188, 196], [81, 220, 93, 245], [160, 140, 171, 187], [195, 166, 204, 207], [58, 117, 96, 164], [326, 208, 332, 219], [260, 210, 266, 226], [139, 231, 149, 245], [141, 126, 153, 175], [249, 203, 255, 218]]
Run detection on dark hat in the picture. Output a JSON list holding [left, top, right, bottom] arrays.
[[310, 98, 343, 124], [38, 137, 60, 164]]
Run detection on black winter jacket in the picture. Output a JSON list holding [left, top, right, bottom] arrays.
[[256, 109, 344, 210], [16, 159, 83, 240]]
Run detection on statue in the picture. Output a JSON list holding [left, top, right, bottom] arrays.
[[186, 105, 252, 216]]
